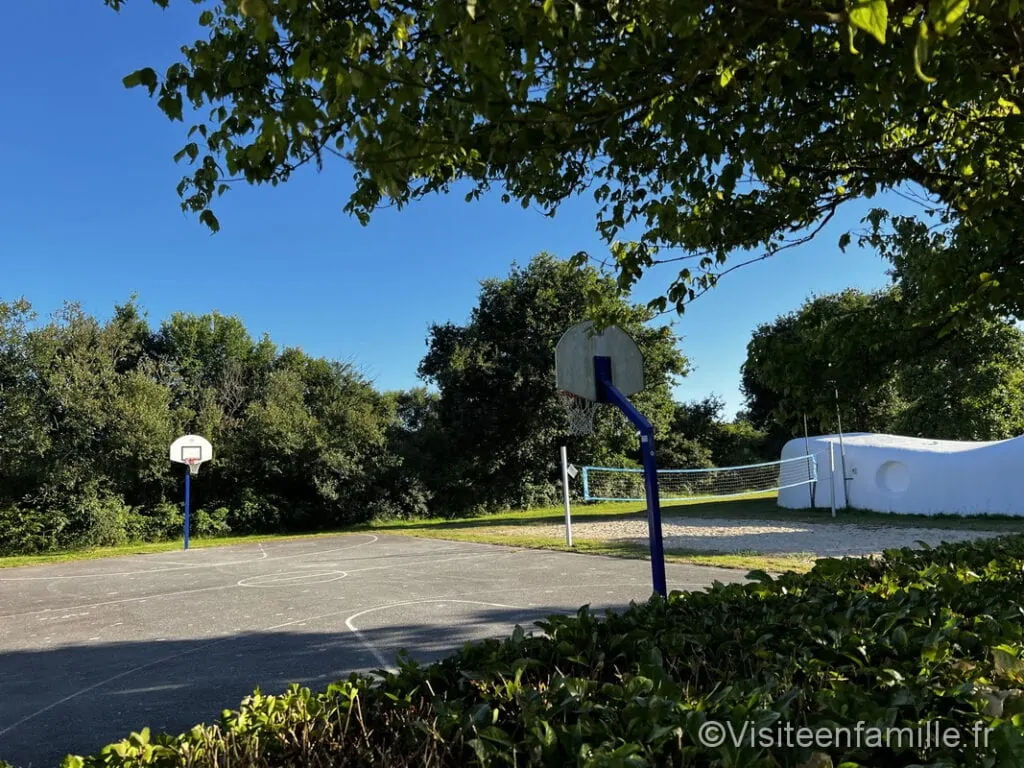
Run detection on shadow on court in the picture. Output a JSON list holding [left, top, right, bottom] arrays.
[[0, 534, 745, 767], [0, 610, 561, 767]]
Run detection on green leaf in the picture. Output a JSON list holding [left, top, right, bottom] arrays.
[[849, 0, 888, 44], [291, 96, 320, 125], [993, 646, 1023, 679], [199, 209, 221, 233], [838, 232, 852, 252], [292, 50, 311, 81], [198, 9, 214, 26], [122, 67, 158, 96], [158, 91, 183, 121], [929, 0, 969, 34], [845, 23, 860, 55], [239, 0, 267, 18], [913, 23, 937, 82]]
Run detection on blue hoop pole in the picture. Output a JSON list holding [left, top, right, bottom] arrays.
[[594, 356, 667, 597], [183, 466, 191, 551]]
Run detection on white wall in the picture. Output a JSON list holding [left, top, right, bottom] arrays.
[[778, 433, 1024, 516]]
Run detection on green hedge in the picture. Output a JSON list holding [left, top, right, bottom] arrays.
[[19, 536, 1024, 767]]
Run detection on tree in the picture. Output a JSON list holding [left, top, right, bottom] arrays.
[[107, 1, 1024, 321], [374, 388, 442, 519], [0, 297, 404, 553], [417, 253, 687, 515], [890, 321, 1024, 441], [0, 302, 165, 550], [742, 288, 1024, 441], [0, 300, 49, 505], [659, 396, 775, 469], [658, 397, 721, 470], [742, 289, 906, 436]]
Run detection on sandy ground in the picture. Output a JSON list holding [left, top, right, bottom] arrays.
[[492, 517, 1007, 557]]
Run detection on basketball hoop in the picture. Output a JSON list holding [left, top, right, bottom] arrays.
[[185, 458, 201, 477], [558, 391, 599, 436]]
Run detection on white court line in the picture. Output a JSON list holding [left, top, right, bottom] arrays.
[[0, 576, 646, 738], [0, 606, 368, 739], [0, 584, 240, 621], [0, 535, 379, 582], [0, 544, 646, 624], [343, 599, 520, 670], [342, 549, 523, 576], [0, 595, 517, 737], [0, 549, 521, 621], [236, 571, 348, 588]]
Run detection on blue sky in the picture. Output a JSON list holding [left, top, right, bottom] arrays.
[[2, 1, 918, 416]]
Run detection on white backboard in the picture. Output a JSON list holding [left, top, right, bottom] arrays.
[[169, 434, 213, 465], [554, 321, 644, 402]]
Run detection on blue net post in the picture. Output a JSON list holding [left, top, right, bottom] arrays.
[[594, 356, 667, 597], [183, 466, 191, 551]]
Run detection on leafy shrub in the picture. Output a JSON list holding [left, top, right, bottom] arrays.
[[47, 535, 1024, 768], [225, 490, 281, 533], [137, 503, 183, 541], [6, 490, 142, 552], [191, 507, 231, 538], [67, 494, 138, 548], [0, 506, 59, 555], [367, 475, 432, 521]]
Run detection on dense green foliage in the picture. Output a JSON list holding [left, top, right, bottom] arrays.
[[0, 255, 765, 554], [44, 534, 1024, 767], [105, 0, 1024, 324], [741, 288, 1024, 441], [0, 298, 396, 554], [660, 396, 776, 470], [417, 254, 688, 516]]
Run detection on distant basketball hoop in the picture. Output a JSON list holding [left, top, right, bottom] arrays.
[[169, 434, 213, 550]]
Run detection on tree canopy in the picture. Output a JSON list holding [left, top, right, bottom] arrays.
[[417, 252, 687, 515], [742, 287, 1024, 441], [0, 298, 397, 554], [4, 255, 778, 555], [106, 0, 1024, 320]]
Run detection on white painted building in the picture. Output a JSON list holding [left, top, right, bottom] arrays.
[[778, 433, 1024, 516]]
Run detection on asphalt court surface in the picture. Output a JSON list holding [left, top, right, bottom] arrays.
[[0, 533, 746, 766]]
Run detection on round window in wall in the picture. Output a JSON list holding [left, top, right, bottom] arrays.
[[876, 461, 911, 494]]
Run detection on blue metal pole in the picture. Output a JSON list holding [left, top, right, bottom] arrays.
[[184, 467, 191, 551], [593, 356, 667, 597]]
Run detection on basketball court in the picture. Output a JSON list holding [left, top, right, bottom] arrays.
[[0, 534, 744, 767]]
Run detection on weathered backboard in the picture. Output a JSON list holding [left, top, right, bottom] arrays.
[[555, 321, 644, 402], [169, 434, 213, 466]]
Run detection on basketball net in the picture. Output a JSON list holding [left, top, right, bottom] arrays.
[[185, 458, 201, 477], [557, 391, 599, 436]]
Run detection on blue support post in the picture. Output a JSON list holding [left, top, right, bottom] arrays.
[[183, 467, 191, 551], [593, 356, 667, 597]]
